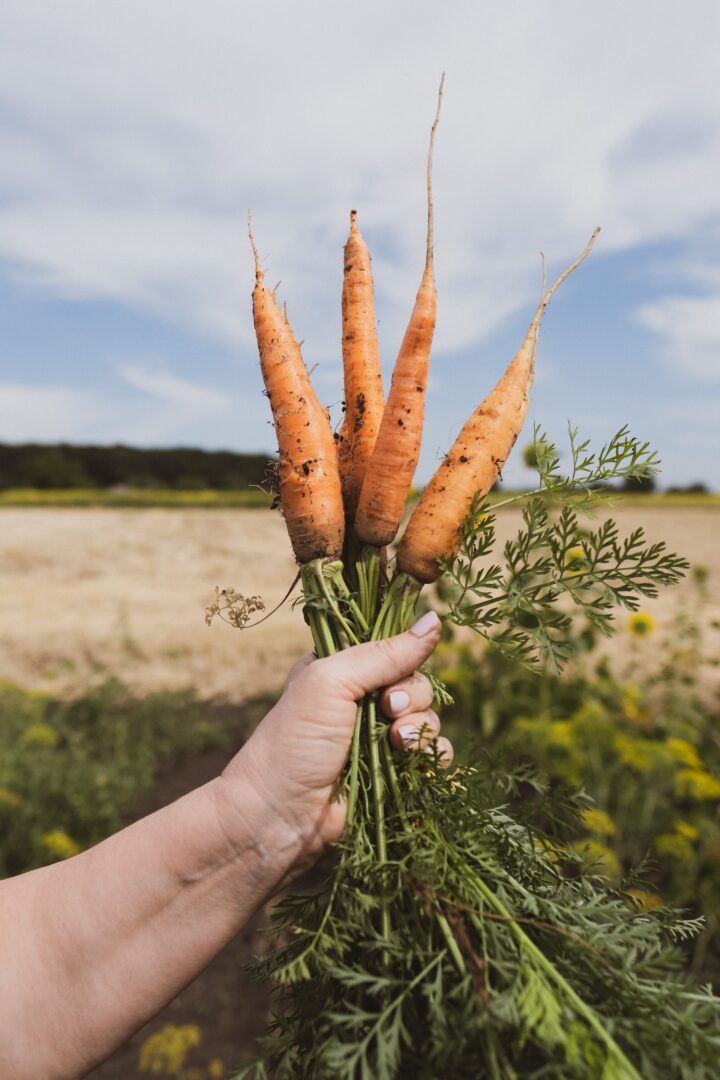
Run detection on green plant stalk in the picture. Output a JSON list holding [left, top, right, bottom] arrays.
[[313, 560, 362, 646], [345, 704, 363, 827], [464, 866, 642, 1079], [355, 544, 382, 625], [372, 572, 422, 640], [367, 694, 391, 948]]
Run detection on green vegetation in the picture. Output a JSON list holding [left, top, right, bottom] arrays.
[[0, 487, 272, 508], [435, 566, 720, 984], [0, 442, 273, 491], [0, 679, 235, 877]]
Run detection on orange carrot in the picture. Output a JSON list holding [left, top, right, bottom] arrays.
[[397, 229, 601, 583], [339, 211, 385, 521], [354, 75, 444, 548], [249, 219, 344, 565]]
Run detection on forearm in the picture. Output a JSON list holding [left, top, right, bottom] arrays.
[[0, 766, 300, 1079]]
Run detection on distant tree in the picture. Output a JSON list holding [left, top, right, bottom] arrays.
[[621, 474, 656, 493], [667, 482, 709, 495], [0, 443, 273, 490], [18, 448, 90, 489], [522, 442, 540, 470]]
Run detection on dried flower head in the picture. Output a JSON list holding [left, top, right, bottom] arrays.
[[205, 587, 265, 630]]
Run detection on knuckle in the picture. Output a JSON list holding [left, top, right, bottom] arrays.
[[415, 709, 440, 734], [414, 672, 435, 703], [300, 655, 332, 692], [373, 637, 399, 668]]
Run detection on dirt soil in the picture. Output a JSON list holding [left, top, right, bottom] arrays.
[[87, 697, 276, 1078]]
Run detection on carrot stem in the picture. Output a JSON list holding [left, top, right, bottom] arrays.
[[346, 703, 363, 827], [372, 572, 422, 640], [355, 544, 381, 625], [325, 562, 370, 635], [436, 913, 467, 976], [464, 866, 641, 1079], [311, 560, 361, 646], [367, 696, 390, 950], [301, 568, 338, 658]]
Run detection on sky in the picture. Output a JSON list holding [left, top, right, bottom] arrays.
[[1, 0, 719, 489]]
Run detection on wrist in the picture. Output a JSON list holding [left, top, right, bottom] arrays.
[[213, 746, 324, 892]]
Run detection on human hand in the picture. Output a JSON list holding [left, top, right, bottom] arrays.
[[218, 610, 450, 884]]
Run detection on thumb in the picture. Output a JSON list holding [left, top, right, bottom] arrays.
[[320, 611, 441, 700]]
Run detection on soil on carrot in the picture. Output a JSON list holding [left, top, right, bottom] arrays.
[[88, 697, 277, 1079]]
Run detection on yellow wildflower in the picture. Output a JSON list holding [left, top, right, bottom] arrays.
[[582, 807, 616, 837], [534, 837, 565, 866], [620, 683, 644, 723], [625, 887, 662, 912], [665, 738, 701, 769], [613, 734, 654, 772], [572, 839, 621, 879], [208, 1060, 225, 1079], [674, 820, 699, 841], [22, 722, 59, 748], [0, 786, 20, 808], [675, 768, 720, 801], [547, 721, 574, 749], [572, 701, 607, 727], [40, 830, 81, 859], [627, 611, 655, 638], [139, 1023, 202, 1076], [564, 546, 589, 577], [656, 832, 694, 861]]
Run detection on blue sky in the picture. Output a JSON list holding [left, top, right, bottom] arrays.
[[1, 1, 719, 488]]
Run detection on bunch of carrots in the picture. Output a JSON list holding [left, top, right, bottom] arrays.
[[238, 82, 719, 1080], [251, 78, 598, 622]]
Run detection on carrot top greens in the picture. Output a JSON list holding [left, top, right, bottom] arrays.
[[229, 426, 717, 1080]]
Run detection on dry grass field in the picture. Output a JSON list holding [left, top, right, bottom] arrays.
[[1, 502, 718, 701]]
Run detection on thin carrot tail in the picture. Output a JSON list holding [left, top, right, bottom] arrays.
[[397, 228, 601, 583], [353, 78, 444, 548]]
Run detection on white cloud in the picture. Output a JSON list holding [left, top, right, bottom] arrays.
[[1, 0, 720, 358], [0, 371, 265, 449], [118, 364, 230, 411], [635, 294, 720, 381]]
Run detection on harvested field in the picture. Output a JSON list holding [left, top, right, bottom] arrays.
[[0, 503, 718, 701]]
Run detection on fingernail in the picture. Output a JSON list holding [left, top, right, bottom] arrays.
[[389, 689, 410, 714], [409, 610, 440, 637], [398, 725, 421, 747]]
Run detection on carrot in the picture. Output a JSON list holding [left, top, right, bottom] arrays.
[[339, 211, 385, 521], [249, 218, 344, 565], [354, 74, 444, 548], [397, 228, 601, 583]]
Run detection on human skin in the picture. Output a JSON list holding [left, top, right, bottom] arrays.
[[0, 610, 447, 1079]]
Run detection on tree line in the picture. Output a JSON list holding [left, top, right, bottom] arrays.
[[0, 443, 273, 491]]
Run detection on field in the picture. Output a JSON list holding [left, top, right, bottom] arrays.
[[1, 501, 718, 701], [1, 501, 719, 1078]]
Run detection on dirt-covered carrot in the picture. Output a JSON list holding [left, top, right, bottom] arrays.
[[397, 228, 600, 583], [250, 219, 344, 564], [339, 211, 385, 521], [354, 75, 444, 548]]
